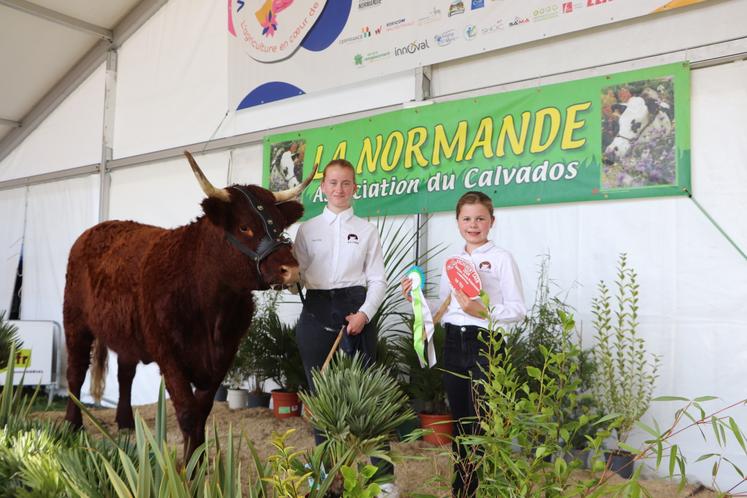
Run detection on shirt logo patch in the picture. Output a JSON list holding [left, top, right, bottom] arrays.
[[347, 233, 359, 244], [478, 261, 492, 271]]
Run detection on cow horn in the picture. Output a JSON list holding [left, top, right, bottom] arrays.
[[184, 151, 230, 202], [273, 163, 320, 203]]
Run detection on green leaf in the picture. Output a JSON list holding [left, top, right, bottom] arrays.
[[729, 417, 747, 454], [693, 396, 719, 403], [668, 445, 678, 477], [634, 421, 659, 438], [653, 396, 689, 402], [526, 366, 542, 380]]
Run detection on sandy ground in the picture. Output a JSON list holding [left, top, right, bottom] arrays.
[[36, 402, 717, 497]]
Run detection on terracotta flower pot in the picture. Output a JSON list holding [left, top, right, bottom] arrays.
[[418, 412, 453, 446], [271, 390, 301, 418]]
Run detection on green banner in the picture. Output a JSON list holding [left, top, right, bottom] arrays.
[[264, 63, 690, 219]]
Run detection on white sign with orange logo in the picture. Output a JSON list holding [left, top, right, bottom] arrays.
[[232, 0, 328, 62]]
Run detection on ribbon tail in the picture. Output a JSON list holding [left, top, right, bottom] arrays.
[[412, 287, 427, 368], [421, 298, 437, 368]]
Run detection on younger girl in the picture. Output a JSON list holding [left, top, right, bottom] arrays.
[[402, 191, 526, 498]]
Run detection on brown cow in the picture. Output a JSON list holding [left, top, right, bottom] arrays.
[[63, 151, 316, 458]]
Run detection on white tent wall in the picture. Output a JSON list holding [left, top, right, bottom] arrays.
[[20, 174, 100, 389], [113, 0, 228, 158], [113, 0, 416, 157], [0, 64, 105, 182], [0, 188, 26, 314]]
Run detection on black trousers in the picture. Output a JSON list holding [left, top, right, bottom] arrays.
[[443, 323, 503, 498], [295, 286, 392, 477]]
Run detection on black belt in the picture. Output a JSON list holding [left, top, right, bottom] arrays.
[[444, 323, 489, 335], [301, 286, 367, 331]]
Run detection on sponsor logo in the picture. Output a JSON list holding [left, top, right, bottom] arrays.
[[358, 0, 382, 9], [354, 50, 392, 66], [508, 16, 529, 26], [479, 261, 492, 270], [587, 0, 612, 5], [339, 33, 365, 45], [347, 233, 359, 243], [418, 7, 442, 25], [395, 39, 430, 56], [471, 0, 485, 8], [480, 18, 504, 35], [385, 17, 415, 31], [448, 0, 465, 17], [533, 4, 559, 21], [464, 24, 477, 40], [562, 1, 585, 12], [361, 25, 382, 37], [434, 29, 457, 46]]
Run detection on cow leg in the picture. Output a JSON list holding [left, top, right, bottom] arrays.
[[189, 387, 219, 457], [64, 325, 94, 429], [115, 358, 137, 430], [160, 367, 200, 460]]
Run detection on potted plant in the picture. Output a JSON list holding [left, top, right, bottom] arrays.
[[591, 253, 660, 478], [300, 352, 416, 496], [252, 309, 308, 418], [240, 291, 281, 408], [223, 353, 249, 410], [393, 321, 451, 445]]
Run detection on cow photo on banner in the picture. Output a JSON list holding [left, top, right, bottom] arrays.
[[264, 62, 691, 219]]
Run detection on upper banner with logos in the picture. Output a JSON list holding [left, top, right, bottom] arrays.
[[229, 0, 706, 110], [263, 63, 690, 219]]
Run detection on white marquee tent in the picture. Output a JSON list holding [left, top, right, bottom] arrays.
[[1, 0, 746, 490]]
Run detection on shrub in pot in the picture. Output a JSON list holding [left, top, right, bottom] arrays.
[[392, 321, 452, 445], [590, 253, 660, 478], [252, 309, 307, 418]]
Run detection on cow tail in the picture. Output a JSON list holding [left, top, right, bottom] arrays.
[[90, 339, 108, 404]]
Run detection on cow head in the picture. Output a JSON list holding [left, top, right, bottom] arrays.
[[603, 88, 672, 165], [184, 151, 317, 288]]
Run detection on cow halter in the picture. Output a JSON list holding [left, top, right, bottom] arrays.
[[224, 186, 292, 288]]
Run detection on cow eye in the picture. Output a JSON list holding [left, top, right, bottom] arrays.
[[240, 226, 253, 236]]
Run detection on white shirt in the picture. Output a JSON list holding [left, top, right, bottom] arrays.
[[438, 241, 526, 329], [293, 206, 387, 321]]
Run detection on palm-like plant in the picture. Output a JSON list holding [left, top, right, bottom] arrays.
[[300, 352, 415, 468], [368, 216, 446, 380], [0, 311, 21, 370]]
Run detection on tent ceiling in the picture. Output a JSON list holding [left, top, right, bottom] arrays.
[[0, 0, 167, 162]]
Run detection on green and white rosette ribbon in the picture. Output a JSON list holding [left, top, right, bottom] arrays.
[[406, 266, 436, 368]]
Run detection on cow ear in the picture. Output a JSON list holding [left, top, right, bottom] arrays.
[[644, 97, 660, 116], [202, 197, 234, 228], [611, 103, 627, 114], [275, 200, 305, 226]]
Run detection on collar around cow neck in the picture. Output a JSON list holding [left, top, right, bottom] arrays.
[[224, 186, 291, 288]]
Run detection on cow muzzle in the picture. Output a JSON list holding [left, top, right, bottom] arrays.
[[278, 264, 301, 286]]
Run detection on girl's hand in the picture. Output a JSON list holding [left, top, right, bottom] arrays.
[[400, 277, 413, 302], [454, 290, 488, 319]]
